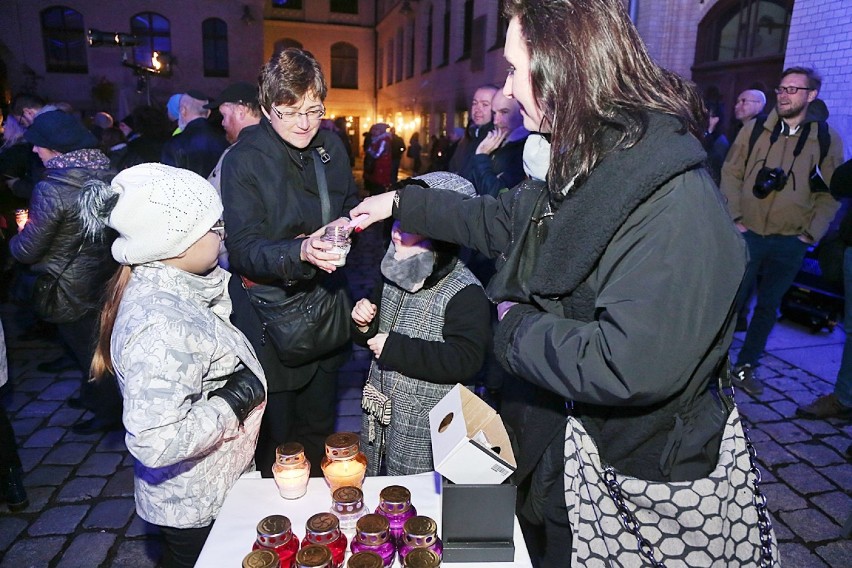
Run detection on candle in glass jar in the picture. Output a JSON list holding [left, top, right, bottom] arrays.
[[272, 442, 311, 499], [14, 208, 28, 229], [321, 433, 368, 494]]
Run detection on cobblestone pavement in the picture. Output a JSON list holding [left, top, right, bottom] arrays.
[[2, 220, 851, 566]]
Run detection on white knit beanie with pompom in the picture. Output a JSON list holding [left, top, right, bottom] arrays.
[[107, 163, 223, 265]]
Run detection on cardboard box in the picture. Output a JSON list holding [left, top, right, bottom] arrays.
[[428, 384, 516, 485], [441, 478, 517, 562]]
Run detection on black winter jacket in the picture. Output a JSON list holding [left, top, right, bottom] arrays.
[[10, 166, 117, 322], [161, 117, 229, 178], [222, 119, 359, 391], [396, 113, 747, 486]]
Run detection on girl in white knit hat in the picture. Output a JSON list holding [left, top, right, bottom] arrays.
[[78, 163, 267, 568]]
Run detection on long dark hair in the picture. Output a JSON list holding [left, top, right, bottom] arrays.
[[503, 0, 705, 194]]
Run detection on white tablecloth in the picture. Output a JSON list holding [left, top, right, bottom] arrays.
[[196, 471, 533, 567]]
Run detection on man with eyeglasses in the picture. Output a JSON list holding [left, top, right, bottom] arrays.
[[721, 66, 844, 396], [220, 48, 359, 478], [733, 89, 767, 125]]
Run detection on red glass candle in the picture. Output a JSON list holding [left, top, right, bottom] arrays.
[[252, 515, 299, 567], [301, 512, 348, 567]]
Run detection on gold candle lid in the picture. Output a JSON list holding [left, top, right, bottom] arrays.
[[305, 512, 341, 538], [256, 515, 293, 540], [379, 485, 412, 510], [243, 549, 281, 568], [355, 513, 391, 544], [295, 544, 333, 568], [324, 432, 360, 459], [333, 486, 365, 512], [347, 551, 385, 568], [404, 516, 438, 538], [403, 548, 442, 568], [275, 442, 306, 465]]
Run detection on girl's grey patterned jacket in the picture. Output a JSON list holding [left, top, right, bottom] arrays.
[[111, 263, 266, 529]]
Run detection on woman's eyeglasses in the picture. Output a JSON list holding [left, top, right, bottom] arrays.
[[270, 105, 325, 124]]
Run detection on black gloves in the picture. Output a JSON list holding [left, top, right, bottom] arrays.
[[208, 367, 265, 424]]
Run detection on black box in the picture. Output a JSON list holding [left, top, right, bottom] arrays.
[[441, 477, 517, 562]]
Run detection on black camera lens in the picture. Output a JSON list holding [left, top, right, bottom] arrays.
[[752, 167, 788, 199]]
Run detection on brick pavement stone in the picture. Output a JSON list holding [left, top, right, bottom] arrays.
[[29, 504, 90, 535], [12, 416, 43, 437], [24, 426, 66, 448], [737, 401, 782, 422], [43, 442, 92, 465], [778, 542, 830, 567], [762, 482, 808, 511], [125, 514, 160, 538], [0, 516, 28, 552], [39, 379, 80, 401], [797, 418, 846, 436], [48, 408, 86, 428], [822, 435, 852, 454], [1, 536, 68, 567], [771, 515, 794, 541], [775, 463, 836, 494], [17, 376, 55, 393], [819, 464, 852, 490], [57, 477, 108, 503], [786, 442, 845, 467], [759, 421, 812, 444], [56, 532, 116, 568], [780, 508, 844, 542], [816, 541, 852, 567], [103, 467, 135, 497], [78, 452, 123, 476], [18, 446, 50, 471], [111, 538, 161, 567], [811, 492, 852, 526], [22, 486, 58, 513], [751, 438, 798, 468], [83, 498, 136, 529], [96, 429, 128, 452], [768, 399, 801, 417], [24, 464, 72, 487], [1, 390, 31, 412], [17, 399, 63, 418]]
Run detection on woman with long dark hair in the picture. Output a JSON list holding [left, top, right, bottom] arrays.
[[351, 1, 759, 565]]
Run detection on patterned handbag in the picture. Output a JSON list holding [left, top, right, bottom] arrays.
[[563, 385, 779, 567], [362, 379, 392, 444]]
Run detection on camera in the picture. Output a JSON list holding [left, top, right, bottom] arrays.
[[752, 167, 788, 199]]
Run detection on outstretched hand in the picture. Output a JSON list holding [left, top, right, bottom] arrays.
[[349, 191, 396, 232]]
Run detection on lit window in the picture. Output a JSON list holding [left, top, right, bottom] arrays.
[[130, 12, 171, 71], [41, 6, 87, 73], [331, 42, 358, 89]]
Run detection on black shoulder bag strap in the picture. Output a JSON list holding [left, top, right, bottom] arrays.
[[314, 147, 332, 225]]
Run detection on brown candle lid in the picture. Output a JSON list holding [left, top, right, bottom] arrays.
[[355, 514, 391, 544], [242, 549, 281, 568], [294, 544, 333, 568], [324, 432, 360, 459], [333, 486, 365, 512], [379, 485, 411, 509], [403, 516, 438, 538], [403, 548, 442, 568], [347, 551, 385, 568], [275, 442, 306, 465], [305, 512, 341, 537], [256, 515, 293, 540]]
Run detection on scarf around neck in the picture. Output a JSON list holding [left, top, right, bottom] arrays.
[[45, 148, 111, 170]]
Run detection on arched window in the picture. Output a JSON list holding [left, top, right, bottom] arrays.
[[274, 38, 303, 57], [331, 42, 358, 89], [41, 6, 87, 73], [696, 0, 792, 64], [130, 12, 171, 70], [202, 18, 229, 77], [330, 0, 358, 14]]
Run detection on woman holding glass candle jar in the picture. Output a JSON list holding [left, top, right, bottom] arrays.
[[8, 109, 123, 434], [352, 172, 491, 476], [221, 48, 360, 478]]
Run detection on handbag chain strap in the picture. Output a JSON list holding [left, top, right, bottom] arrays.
[[602, 387, 775, 568]]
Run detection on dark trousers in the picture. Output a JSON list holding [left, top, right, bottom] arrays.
[[157, 523, 212, 568], [0, 404, 22, 470], [57, 311, 123, 424], [254, 365, 339, 478], [735, 231, 809, 367]]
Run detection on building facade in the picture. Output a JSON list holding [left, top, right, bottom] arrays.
[[0, 0, 266, 120]]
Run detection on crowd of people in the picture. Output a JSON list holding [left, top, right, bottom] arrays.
[[1, 0, 849, 567]]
